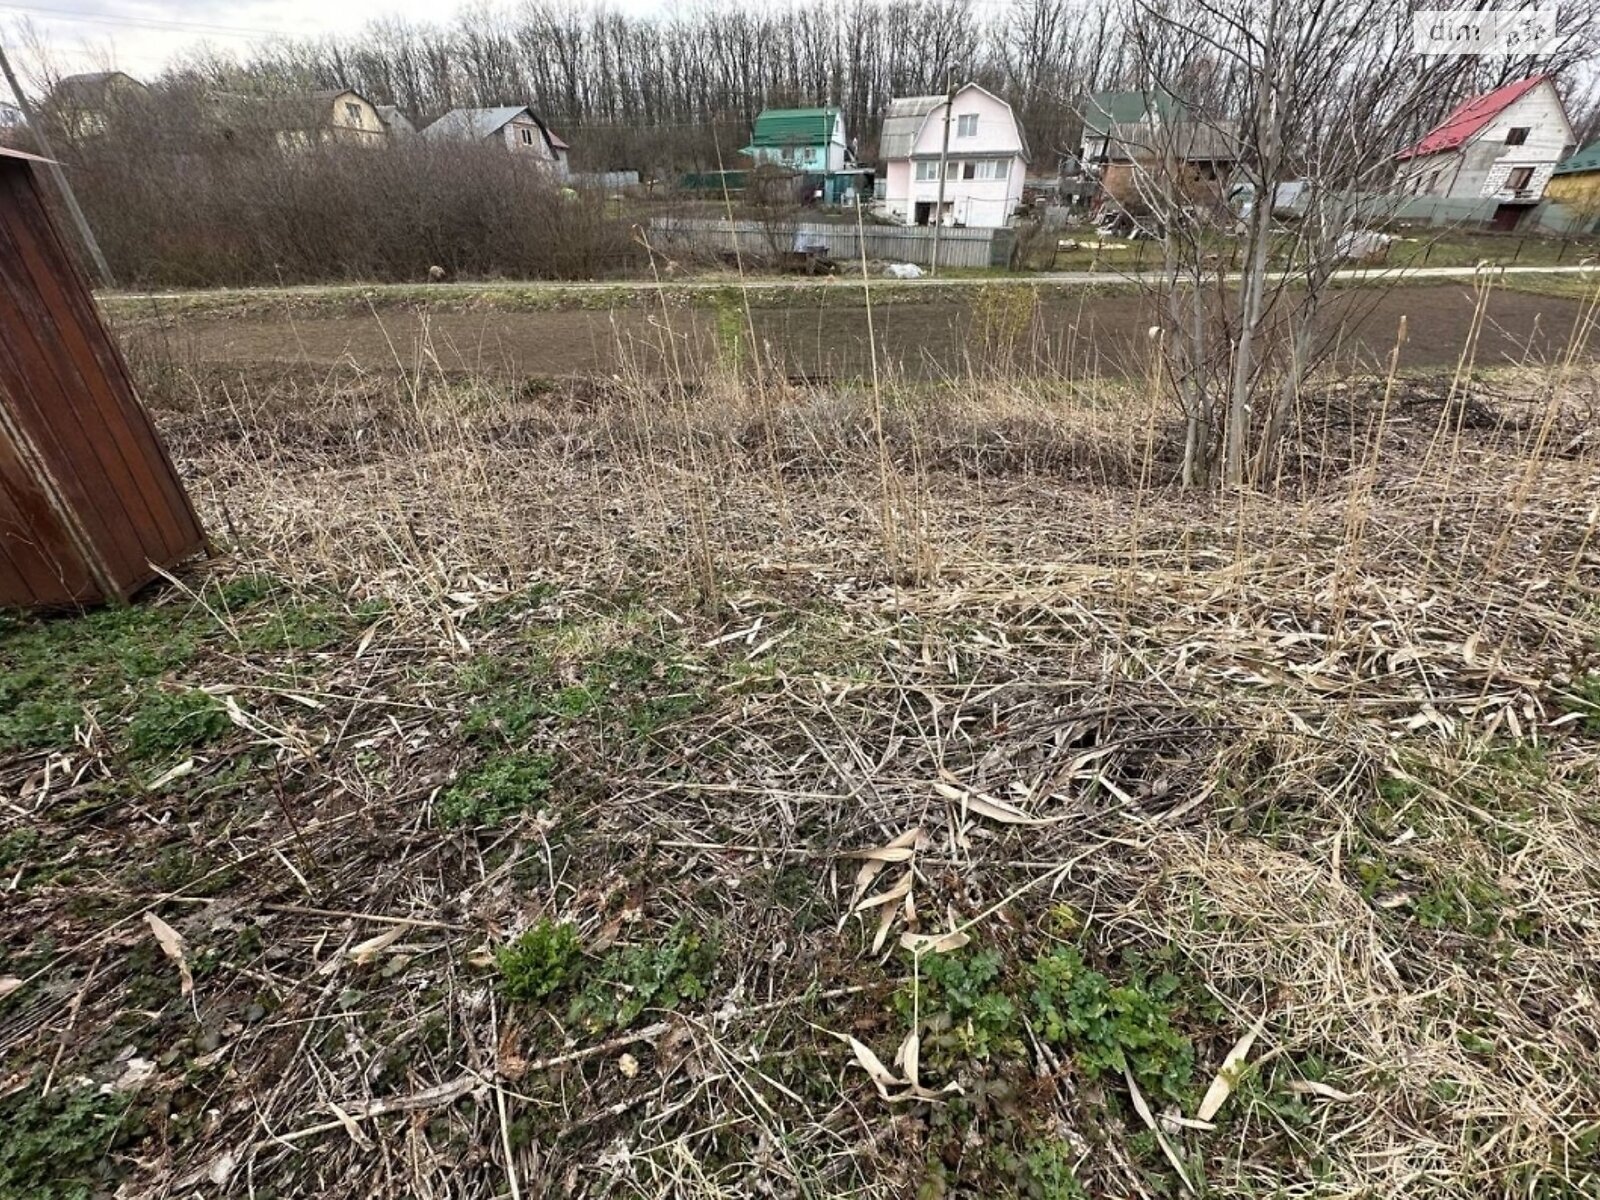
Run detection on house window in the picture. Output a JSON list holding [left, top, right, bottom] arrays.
[[1506, 166, 1534, 191], [1428, 169, 1442, 193], [344, 101, 362, 127], [961, 161, 977, 180], [1504, 126, 1529, 146], [974, 159, 1009, 181], [521, 127, 535, 146], [916, 160, 938, 181], [946, 160, 960, 180], [956, 113, 978, 138]]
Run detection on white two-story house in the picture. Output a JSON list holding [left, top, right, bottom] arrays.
[[878, 83, 1029, 228], [1394, 74, 1575, 231]]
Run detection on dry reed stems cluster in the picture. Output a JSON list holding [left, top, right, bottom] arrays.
[[2, 289, 1598, 1197]]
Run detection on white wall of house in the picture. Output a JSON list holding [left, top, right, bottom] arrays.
[[826, 113, 848, 174], [498, 114, 571, 179], [880, 85, 1027, 228], [502, 115, 552, 158], [1398, 79, 1573, 203]]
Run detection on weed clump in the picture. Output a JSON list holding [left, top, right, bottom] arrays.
[[571, 923, 717, 1031], [1029, 947, 1195, 1106], [0, 1082, 131, 1200], [438, 753, 555, 828], [497, 919, 584, 1003], [124, 689, 230, 761], [895, 947, 1021, 1063]]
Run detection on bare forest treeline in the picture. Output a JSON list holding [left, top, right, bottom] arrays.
[[11, 0, 1599, 286], [149, 0, 1600, 175]]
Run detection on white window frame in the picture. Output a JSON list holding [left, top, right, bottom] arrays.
[[520, 127, 535, 146], [344, 101, 363, 127], [915, 160, 937, 181], [956, 113, 978, 138]]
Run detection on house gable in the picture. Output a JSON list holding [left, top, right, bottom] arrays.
[[1396, 75, 1566, 161], [1396, 77, 1573, 202], [904, 84, 1028, 162]]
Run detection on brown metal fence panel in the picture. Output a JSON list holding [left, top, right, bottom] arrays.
[[0, 150, 205, 608]]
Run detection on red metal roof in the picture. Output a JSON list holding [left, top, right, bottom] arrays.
[[1396, 75, 1546, 160]]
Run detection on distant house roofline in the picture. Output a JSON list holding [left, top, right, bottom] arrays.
[[422, 105, 568, 154], [1553, 137, 1600, 176]]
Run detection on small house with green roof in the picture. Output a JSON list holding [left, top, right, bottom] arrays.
[[742, 107, 848, 174], [1547, 139, 1600, 229], [1079, 89, 1181, 165]]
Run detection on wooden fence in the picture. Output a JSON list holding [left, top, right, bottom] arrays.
[[650, 217, 1016, 270]]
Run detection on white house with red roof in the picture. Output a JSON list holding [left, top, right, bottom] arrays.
[[1395, 75, 1574, 229]]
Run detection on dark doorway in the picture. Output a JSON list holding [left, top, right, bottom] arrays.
[[914, 201, 933, 226], [1490, 203, 1525, 232]]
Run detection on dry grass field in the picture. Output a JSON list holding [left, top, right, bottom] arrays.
[[2, 285, 1600, 1198]]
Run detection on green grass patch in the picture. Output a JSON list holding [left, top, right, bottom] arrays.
[[0, 1082, 132, 1200], [0, 603, 200, 752], [1029, 946, 1196, 1108], [461, 626, 708, 750], [0, 578, 312, 755], [437, 753, 555, 828], [237, 597, 387, 653], [124, 688, 230, 762], [1555, 673, 1600, 734]]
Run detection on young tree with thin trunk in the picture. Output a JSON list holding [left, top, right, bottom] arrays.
[[1122, 0, 1479, 487]]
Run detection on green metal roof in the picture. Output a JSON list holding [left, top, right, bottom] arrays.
[[1553, 139, 1600, 176], [1083, 90, 1179, 135], [747, 107, 839, 148]]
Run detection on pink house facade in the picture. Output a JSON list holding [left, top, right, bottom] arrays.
[[877, 83, 1029, 228]]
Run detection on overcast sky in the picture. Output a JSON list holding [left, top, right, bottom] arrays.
[[1, 0, 656, 87]]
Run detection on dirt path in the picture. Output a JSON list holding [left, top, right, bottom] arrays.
[[133, 284, 1591, 381]]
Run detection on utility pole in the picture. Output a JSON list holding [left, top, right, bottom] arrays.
[[0, 37, 116, 288], [930, 68, 953, 278]]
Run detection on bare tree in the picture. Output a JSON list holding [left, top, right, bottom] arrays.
[[1123, 0, 1479, 487]]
